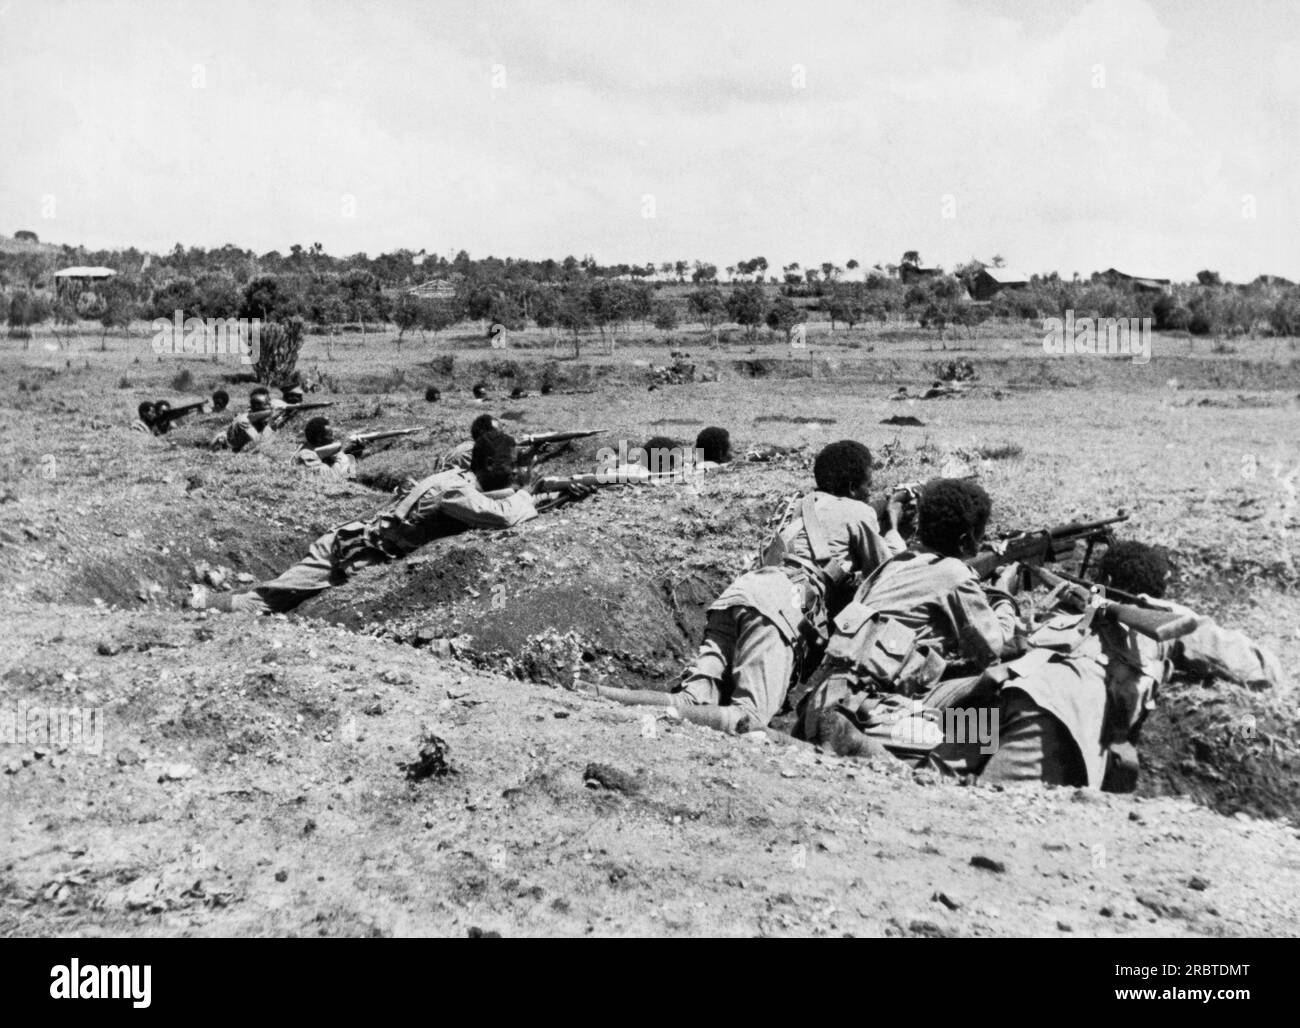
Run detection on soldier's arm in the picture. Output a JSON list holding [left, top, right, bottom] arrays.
[[951, 574, 1018, 664], [847, 507, 905, 575], [1169, 617, 1285, 690], [437, 482, 538, 529]]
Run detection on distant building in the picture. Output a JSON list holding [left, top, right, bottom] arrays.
[[971, 266, 1031, 301], [1100, 268, 1171, 293], [406, 279, 456, 300], [53, 266, 116, 299]]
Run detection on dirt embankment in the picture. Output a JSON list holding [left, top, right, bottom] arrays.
[[3, 601, 1298, 938]]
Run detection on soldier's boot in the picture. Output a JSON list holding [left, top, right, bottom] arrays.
[[813, 708, 891, 760]]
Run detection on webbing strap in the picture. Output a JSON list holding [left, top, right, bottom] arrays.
[[392, 473, 447, 521]]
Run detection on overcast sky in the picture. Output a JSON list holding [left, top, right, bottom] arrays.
[[2, 0, 1296, 280]]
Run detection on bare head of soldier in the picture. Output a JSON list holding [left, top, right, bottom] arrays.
[[470, 412, 500, 440], [470, 429, 518, 491], [695, 426, 732, 464], [813, 440, 873, 501], [643, 435, 682, 472], [249, 387, 272, 412], [917, 478, 992, 558], [153, 399, 173, 434], [211, 389, 230, 412], [137, 401, 157, 426], [1097, 540, 1170, 598], [304, 415, 334, 448]]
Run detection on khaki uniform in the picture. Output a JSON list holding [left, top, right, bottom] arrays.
[[226, 470, 536, 613], [972, 611, 1285, 788], [796, 550, 1019, 747], [848, 551, 1019, 665], [227, 413, 273, 453], [293, 446, 357, 480], [675, 493, 904, 728]]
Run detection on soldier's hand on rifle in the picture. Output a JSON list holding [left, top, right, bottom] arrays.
[[993, 561, 1024, 595], [885, 489, 909, 532], [562, 480, 596, 500]]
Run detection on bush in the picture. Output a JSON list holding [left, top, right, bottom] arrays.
[[977, 442, 1024, 461], [253, 316, 305, 386], [651, 297, 679, 331], [170, 368, 195, 392]]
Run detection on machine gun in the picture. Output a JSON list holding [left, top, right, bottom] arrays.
[[967, 511, 1128, 581]]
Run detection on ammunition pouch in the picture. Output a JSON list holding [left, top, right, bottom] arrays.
[[824, 602, 947, 698], [791, 603, 947, 741]]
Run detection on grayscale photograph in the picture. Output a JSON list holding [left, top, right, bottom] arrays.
[[0, 0, 1296, 950]]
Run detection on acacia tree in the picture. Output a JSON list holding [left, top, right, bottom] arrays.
[[393, 293, 422, 348], [51, 297, 78, 348], [97, 279, 136, 350], [556, 284, 593, 358], [686, 285, 725, 335], [8, 291, 49, 348]]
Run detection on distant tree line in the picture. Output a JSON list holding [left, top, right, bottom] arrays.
[[3, 241, 1299, 349]]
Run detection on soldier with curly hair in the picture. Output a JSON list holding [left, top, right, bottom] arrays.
[[934, 539, 1284, 791], [593, 440, 906, 734], [797, 477, 1022, 758]]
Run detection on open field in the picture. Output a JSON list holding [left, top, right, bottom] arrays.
[[2, 324, 1298, 937]]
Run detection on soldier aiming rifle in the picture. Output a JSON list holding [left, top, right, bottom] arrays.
[[150, 397, 209, 434], [294, 417, 422, 479]]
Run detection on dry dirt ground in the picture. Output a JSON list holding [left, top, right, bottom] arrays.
[[2, 325, 1299, 937]]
